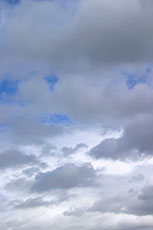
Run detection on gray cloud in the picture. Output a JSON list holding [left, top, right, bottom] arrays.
[[63, 206, 86, 217], [10, 117, 66, 145], [10, 196, 54, 209], [2, 210, 152, 230], [91, 185, 153, 216], [22, 167, 41, 176], [89, 116, 153, 160], [1, 0, 153, 73], [5, 177, 33, 192], [0, 1, 153, 229], [139, 0, 153, 8], [62, 143, 88, 156], [40, 79, 153, 126], [129, 174, 145, 183], [31, 163, 96, 192], [0, 149, 39, 169], [0, 196, 7, 212]]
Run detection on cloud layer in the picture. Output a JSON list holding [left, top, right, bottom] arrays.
[[0, 0, 153, 229]]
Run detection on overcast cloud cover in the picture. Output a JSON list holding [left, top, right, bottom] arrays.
[[0, 0, 153, 229]]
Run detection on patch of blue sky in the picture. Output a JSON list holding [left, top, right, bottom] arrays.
[[146, 66, 152, 74], [45, 74, 58, 92], [6, 0, 20, 4], [16, 100, 29, 107], [41, 113, 72, 126], [123, 66, 152, 89], [6, 0, 80, 13], [125, 73, 147, 89], [0, 79, 18, 101], [49, 0, 80, 23], [0, 123, 9, 131], [56, 0, 80, 11], [51, 114, 71, 124], [0, 77, 29, 107]]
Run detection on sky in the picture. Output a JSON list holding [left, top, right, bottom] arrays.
[[0, 0, 153, 229]]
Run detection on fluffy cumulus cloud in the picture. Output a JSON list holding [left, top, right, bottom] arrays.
[[0, 0, 153, 229]]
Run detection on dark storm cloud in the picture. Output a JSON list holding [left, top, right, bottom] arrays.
[[31, 163, 96, 192]]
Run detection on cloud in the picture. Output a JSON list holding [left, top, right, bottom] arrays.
[[31, 163, 96, 192], [129, 174, 145, 183], [139, 0, 153, 8], [10, 196, 54, 209], [2, 162, 153, 229], [10, 118, 65, 145], [41, 79, 153, 126], [0, 1, 153, 229], [91, 185, 153, 216], [89, 115, 153, 160], [0, 149, 39, 169], [63, 206, 86, 217], [5, 177, 33, 192], [0, 196, 7, 212], [0, 0, 153, 74], [22, 167, 41, 176], [62, 143, 88, 156]]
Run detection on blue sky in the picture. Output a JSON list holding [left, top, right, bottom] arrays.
[[6, 0, 20, 4], [45, 74, 58, 92], [0, 79, 18, 101], [123, 66, 152, 89], [41, 113, 72, 125]]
